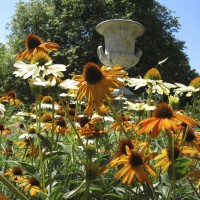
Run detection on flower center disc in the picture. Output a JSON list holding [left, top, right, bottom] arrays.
[[154, 103, 173, 118], [83, 62, 104, 84], [129, 152, 143, 167]]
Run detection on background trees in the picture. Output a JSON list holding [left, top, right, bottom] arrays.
[[1, 0, 199, 103]]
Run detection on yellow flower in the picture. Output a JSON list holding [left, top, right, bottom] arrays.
[[18, 177, 42, 197], [4, 166, 25, 181], [74, 62, 126, 116], [78, 116, 109, 138], [1, 90, 23, 106], [138, 102, 197, 138], [16, 33, 59, 61], [154, 145, 198, 174], [55, 116, 70, 136], [111, 146, 157, 185], [179, 125, 200, 151]]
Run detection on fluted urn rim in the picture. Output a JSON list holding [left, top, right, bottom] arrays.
[[96, 19, 145, 37]]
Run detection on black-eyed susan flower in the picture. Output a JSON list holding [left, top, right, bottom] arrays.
[[111, 145, 157, 185], [138, 102, 197, 138], [18, 176, 42, 197], [126, 67, 176, 95], [114, 138, 135, 158], [74, 62, 127, 116], [16, 33, 59, 61], [3, 90, 23, 106], [154, 145, 198, 174], [54, 116, 70, 136], [179, 126, 200, 151], [14, 138, 31, 149], [14, 51, 66, 79], [26, 145, 39, 158], [4, 166, 25, 181], [78, 116, 109, 138]]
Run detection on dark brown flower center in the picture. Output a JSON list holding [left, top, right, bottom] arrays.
[[185, 129, 195, 142], [167, 146, 180, 160], [0, 124, 4, 131], [153, 103, 173, 119], [118, 140, 134, 155], [28, 177, 40, 186], [129, 152, 143, 167], [79, 116, 90, 127], [83, 62, 104, 84], [19, 123, 25, 129], [28, 127, 37, 134], [6, 90, 17, 99], [26, 34, 43, 49], [55, 117, 66, 127], [12, 166, 23, 175]]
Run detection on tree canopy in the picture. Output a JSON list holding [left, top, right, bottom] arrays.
[[2, 0, 198, 102]]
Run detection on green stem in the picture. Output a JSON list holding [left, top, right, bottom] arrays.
[[104, 95, 129, 139], [49, 93, 56, 193], [58, 96, 86, 151], [147, 85, 153, 117], [167, 132, 176, 200], [0, 175, 29, 200], [36, 94, 46, 199]]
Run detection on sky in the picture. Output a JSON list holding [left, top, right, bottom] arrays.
[[0, 0, 199, 73]]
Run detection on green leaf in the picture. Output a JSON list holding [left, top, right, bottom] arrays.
[[168, 158, 189, 180], [44, 151, 66, 162], [103, 193, 124, 199], [62, 180, 86, 199], [50, 191, 63, 200], [37, 133, 52, 150]]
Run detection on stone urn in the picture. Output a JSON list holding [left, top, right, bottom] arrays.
[[96, 19, 145, 70]]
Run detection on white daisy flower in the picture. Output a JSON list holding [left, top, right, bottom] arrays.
[[125, 101, 155, 111], [30, 77, 79, 90], [13, 60, 66, 79], [126, 67, 176, 95], [174, 83, 200, 97]]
